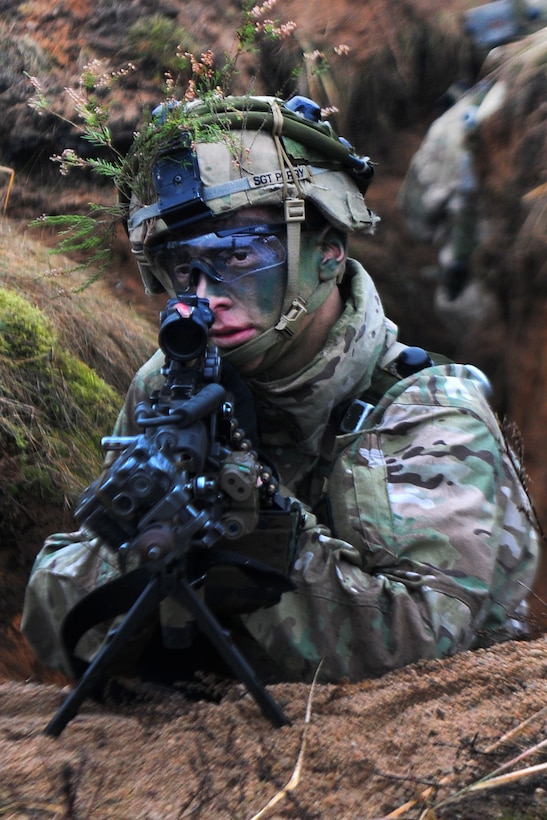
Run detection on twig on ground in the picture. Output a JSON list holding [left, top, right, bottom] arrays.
[[249, 662, 322, 820], [382, 703, 547, 818]]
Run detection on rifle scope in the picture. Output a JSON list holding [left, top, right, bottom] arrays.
[[158, 295, 214, 361]]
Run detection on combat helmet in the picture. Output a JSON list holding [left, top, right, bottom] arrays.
[[127, 94, 377, 372]]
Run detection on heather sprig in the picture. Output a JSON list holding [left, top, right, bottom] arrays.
[[26, 1, 302, 277]]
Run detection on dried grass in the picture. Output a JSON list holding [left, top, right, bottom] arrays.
[[0, 218, 157, 530], [382, 703, 547, 819], [0, 219, 157, 393]]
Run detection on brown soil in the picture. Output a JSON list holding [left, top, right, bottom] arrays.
[[2, 636, 547, 819]]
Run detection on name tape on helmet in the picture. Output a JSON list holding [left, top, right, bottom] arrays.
[[249, 165, 312, 189]]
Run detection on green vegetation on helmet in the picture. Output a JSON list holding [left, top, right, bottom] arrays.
[[126, 94, 377, 296], [126, 94, 378, 373]]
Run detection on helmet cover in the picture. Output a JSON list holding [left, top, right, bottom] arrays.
[[127, 96, 376, 295]]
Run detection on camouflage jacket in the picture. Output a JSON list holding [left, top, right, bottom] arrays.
[[22, 262, 539, 682]]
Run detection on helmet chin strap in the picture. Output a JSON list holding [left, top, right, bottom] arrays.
[[217, 101, 341, 377]]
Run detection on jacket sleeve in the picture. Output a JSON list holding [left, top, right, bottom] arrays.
[[21, 531, 121, 674], [241, 365, 539, 683]]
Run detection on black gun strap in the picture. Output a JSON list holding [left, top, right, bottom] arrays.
[[203, 548, 296, 614], [61, 551, 295, 679], [61, 567, 156, 679], [209, 548, 295, 587]]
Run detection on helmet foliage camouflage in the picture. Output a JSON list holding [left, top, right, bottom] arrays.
[[126, 95, 377, 373], [128, 95, 376, 295]]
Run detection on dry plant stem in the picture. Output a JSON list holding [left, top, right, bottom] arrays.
[[463, 761, 547, 793], [483, 703, 547, 753], [0, 800, 62, 815], [477, 737, 547, 782], [380, 784, 438, 818], [430, 709, 547, 812], [432, 761, 547, 811], [0, 166, 15, 215], [382, 705, 547, 818], [249, 662, 322, 820]]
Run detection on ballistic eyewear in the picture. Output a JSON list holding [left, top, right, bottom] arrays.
[[149, 224, 287, 292]]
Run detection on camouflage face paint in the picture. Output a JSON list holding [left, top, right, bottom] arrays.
[[198, 260, 287, 332], [150, 226, 286, 291]]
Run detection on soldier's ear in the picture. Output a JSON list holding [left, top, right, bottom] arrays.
[[318, 228, 347, 282]]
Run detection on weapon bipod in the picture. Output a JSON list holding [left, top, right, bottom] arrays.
[[44, 559, 291, 737]]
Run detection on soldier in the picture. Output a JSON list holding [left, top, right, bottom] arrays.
[[22, 95, 539, 685]]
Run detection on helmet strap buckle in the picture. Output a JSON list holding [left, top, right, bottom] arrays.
[[282, 197, 306, 330], [284, 199, 306, 223], [275, 296, 308, 337]]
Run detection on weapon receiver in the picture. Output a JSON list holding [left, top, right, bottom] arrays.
[[45, 295, 299, 736]]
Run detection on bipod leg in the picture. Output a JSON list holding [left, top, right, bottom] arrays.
[[44, 575, 162, 737], [173, 576, 291, 728]]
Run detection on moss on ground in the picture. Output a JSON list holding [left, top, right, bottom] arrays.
[[0, 286, 121, 520]]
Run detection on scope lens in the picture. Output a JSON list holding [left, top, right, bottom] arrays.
[[158, 307, 209, 361]]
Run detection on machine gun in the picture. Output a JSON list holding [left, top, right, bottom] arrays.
[[45, 295, 300, 737]]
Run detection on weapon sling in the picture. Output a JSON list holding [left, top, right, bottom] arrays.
[[45, 558, 291, 737]]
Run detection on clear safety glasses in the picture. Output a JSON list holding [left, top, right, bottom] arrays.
[[148, 224, 287, 292]]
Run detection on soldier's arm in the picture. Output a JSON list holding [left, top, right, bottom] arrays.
[[241, 367, 539, 682]]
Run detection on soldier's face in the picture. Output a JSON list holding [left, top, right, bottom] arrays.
[[156, 207, 286, 368], [158, 206, 344, 375]]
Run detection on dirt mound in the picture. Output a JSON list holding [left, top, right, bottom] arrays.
[[2, 636, 547, 818]]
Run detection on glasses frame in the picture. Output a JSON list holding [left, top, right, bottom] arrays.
[[148, 223, 288, 289]]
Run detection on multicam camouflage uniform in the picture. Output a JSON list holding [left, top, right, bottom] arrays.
[[21, 261, 539, 682]]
